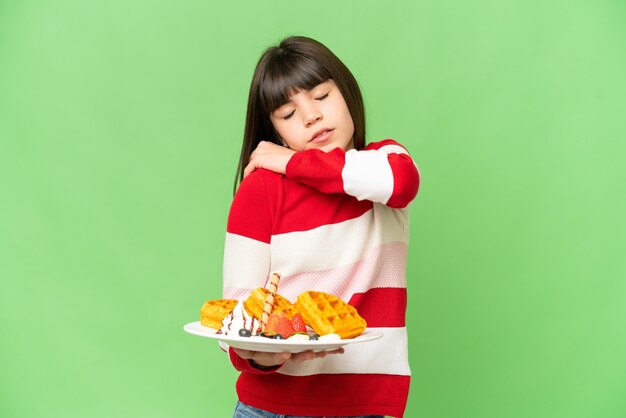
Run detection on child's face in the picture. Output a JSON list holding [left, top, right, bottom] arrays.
[[269, 79, 355, 152]]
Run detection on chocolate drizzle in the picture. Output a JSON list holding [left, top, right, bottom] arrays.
[[217, 304, 259, 336], [216, 310, 235, 335]]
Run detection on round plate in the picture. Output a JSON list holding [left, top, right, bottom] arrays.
[[183, 321, 383, 353]]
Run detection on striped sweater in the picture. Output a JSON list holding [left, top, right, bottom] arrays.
[[222, 139, 420, 417]]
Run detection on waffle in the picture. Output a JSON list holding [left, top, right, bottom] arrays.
[[244, 287, 298, 320], [295, 291, 367, 339], [199, 299, 238, 329]]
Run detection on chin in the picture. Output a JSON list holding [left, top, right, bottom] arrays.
[[316, 144, 336, 153]]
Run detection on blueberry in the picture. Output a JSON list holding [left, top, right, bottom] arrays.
[[273, 334, 285, 339], [310, 333, 319, 340], [238, 329, 251, 338]]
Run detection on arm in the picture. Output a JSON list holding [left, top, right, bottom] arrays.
[[223, 171, 273, 301], [286, 139, 420, 208], [223, 171, 343, 371], [222, 170, 281, 373]]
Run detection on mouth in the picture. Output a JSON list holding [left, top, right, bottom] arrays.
[[310, 128, 334, 143]]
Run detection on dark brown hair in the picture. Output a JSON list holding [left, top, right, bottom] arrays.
[[234, 36, 366, 192]]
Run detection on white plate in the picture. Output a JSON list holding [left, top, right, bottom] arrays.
[[183, 321, 383, 353]]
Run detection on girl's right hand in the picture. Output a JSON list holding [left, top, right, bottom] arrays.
[[233, 347, 344, 368], [243, 141, 296, 178]]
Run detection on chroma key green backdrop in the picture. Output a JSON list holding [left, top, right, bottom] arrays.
[[1, 1, 625, 417]]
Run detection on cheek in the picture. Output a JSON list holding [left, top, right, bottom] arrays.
[[273, 121, 304, 148], [346, 110, 355, 128], [274, 121, 294, 140], [343, 107, 355, 134], [335, 98, 354, 128]]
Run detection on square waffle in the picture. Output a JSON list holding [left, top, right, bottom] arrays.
[[295, 291, 367, 339], [199, 299, 238, 329]]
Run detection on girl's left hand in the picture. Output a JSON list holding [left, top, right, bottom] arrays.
[[233, 347, 345, 369], [244, 141, 296, 178]]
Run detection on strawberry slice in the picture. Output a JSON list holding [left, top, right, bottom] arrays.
[[264, 312, 294, 338], [264, 313, 281, 336], [290, 313, 307, 333]]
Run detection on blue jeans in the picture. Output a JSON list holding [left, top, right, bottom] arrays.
[[233, 401, 385, 418]]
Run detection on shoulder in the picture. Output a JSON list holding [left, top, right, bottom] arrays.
[[364, 139, 411, 154], [231, 168, 283, 215], [228, 169, 283, 241], [235, 169, 283, 198]]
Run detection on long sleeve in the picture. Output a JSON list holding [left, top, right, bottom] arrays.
[[285, 139, 420, 208], [227, 347, 282, 374], [222, 169, 278, 300], [221, 170, 284, 373]]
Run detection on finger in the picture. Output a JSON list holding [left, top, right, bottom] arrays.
[[251, 142, 266, 156], [291, 347, 345, 363], [274, 352, 291, 363], [243, 163, 255, 178], [311, 348, 343, 358], [233, 348, 255, 359], [291, 351, 315, 362], [251, 351, 290, 367]]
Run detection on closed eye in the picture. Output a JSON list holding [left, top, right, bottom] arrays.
[[282, 110, 295, 120], [316, 92, 329, 100]]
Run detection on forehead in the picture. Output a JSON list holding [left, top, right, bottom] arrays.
[[259, 67, 330, 113], [283, 80, 331, 101]]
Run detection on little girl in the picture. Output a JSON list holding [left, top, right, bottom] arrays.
[[222, 36, 420, 418]]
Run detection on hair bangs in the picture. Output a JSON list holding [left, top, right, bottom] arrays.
[[258, 53, 330, 114]]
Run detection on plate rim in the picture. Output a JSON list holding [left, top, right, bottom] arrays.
[[183, 321, 383, 352]]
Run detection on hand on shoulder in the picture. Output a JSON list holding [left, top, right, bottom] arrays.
[[244, 141, 296, 178]]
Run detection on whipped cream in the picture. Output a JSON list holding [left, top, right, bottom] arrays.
[[217, 300, 260, 336], [286, 333, 310, 342], [318, 333, 341, 341]]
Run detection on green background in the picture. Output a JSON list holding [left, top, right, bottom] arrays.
[[1, 1, 625, 417]]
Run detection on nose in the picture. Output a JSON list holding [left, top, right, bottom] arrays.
[[304, 109, 322, 127]]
